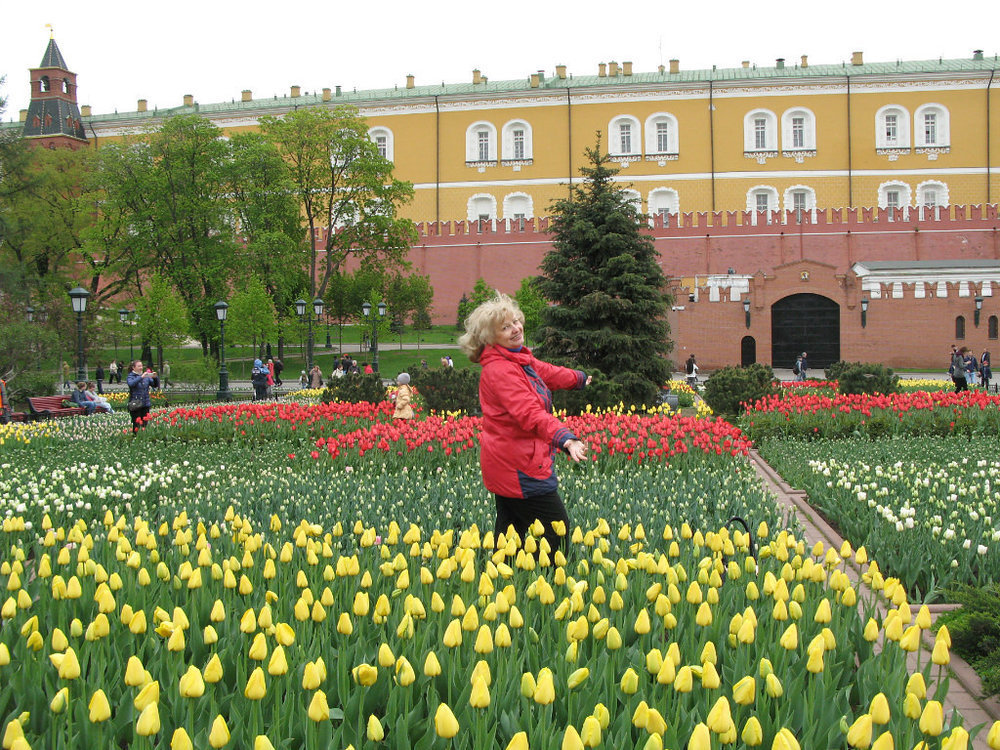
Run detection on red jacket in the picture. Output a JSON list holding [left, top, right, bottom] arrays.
[[478, 344, 586, 498]]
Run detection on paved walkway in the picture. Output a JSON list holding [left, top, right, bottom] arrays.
[[747, 449, 1000, 747]]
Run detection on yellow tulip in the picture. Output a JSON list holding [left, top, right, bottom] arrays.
[[203, 654, 224, 684], [870, 731, 894, 750], [179, 665, 206, 698], [353, 663, 378, 686], [688, 722, 711, 750], [134, 681, 160, 711], [136, 703, 160, 737], [900, 625, 921, 652], [847, 714, 873, 748], [932, 639, 950, 666], [869, 693, 890, 725], [308, 690, 330, 722], [245, 667, 267, 700], [732, 676, 756, 706], [741, 717, 763, 746], [673, 665, 693, 693], [772, 727, 801, 750], [701, 662, 721, 689], [919, 701, 943, 737], [254, 737, 276, 750], [396, 657, 416, 687], [367, 715, 385, 742], [434, 703, 460, 739], [248, 632, 268, 661], [125, 655, 146, 686], [506, 730, 529, 750], [470, 675, 491, 708], [534, 668, 556, 704], [563, 725, 584, 750], [424, 651, 442, 677], [906, 672, 927, 699], [706, 696, 733, 734], [88, 689, 111, 723], [779, 623, 798, 650], [209, 715, 230, 747], [171, 727, 194, 750], [443, 619, 463, 648], [902, 693, 922, 720], [620, 667, 639, 695], [581, 716, 602, 748], [268, 646, 288, 676], [58, 648, 81, 680], [50, 687, 69, 714], [986, 721, 1000, 750], [568, 667, 590, 689], [942, 726, 969, 750], [520, 672, 537, 698]]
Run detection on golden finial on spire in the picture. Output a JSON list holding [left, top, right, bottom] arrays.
[[45, 23, 54, 39]]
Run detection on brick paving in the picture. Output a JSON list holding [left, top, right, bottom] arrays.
[[748, 448, 1000, 748]]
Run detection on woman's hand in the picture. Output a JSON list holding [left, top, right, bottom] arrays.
[[564, 439, 588, 463], [585, 375, 593, 386]]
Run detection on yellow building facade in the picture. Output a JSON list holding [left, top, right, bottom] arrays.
[[79, 51, 1000, 223]]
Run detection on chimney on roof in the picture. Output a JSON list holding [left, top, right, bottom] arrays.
[[473, 69, 482, 84], [669, 59, 679, 74], [742, 60, 750, 69], [974, 49, 984, 60], [851, 51, 864, 66], [598, 62, 607, 77], [406, 74, 414, 89], [335, 85, 342, 96], [776, 58, 785, 69], [81, 105, 91, 117], [183, 94, 194, 106], [19, 109, 27, 122], [138, 99, 148, 112], [623, 61, 633, 76], [800, 55, 808, 68], [609, 61, 619, 76], [537, 69, 545, 82], [322, 87, 331, 101], [530, 72, 540, 88], [241, 90, 252, 102], [658, 64, 665, 74], [556, 64, 567, 79], [290, 85, 301, 98]]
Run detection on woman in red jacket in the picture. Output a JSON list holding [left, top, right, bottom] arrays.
[[459, 294, 590, 554]]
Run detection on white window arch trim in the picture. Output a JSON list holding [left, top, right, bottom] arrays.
[[643, 112, 679, 158], [916, 180, 949, 218], [621, 188, 643, 216], [875, 104, 911, 150], [502, 192, 534, 221], [914, 103, 951, 149], [500, 120, 533, 164], [608, 115, 642, 159], [648, 187, 680, 225], [782, 185, 817, 221], [367, 126, 394, 162], [746, 185, 779, 224], [780, 107, 816, 159], [743, 109, 778, 161], [467, 193, 498, 223], [877, 180, 912, 209], [465, 121, 498, 164]]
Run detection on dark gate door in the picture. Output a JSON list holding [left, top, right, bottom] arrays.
[[741, 336, 756, 367], [771, 293, 840, 369]]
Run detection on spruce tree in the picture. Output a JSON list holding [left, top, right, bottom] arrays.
[[535, 137, 673, 407]]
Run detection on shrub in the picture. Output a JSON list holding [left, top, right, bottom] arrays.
[[551, 369, 625, 415], [410, 368, 481, 414], [172, 357, 219, 392], [702, 363, 777, 416], [321, 374, 387, 405], [824, 360, 855, 382], [4, 371, 56, 403], [837, 363, 899, 396], [935, 584, 1000, 697]]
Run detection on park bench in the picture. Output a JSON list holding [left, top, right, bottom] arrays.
[[27, 395, 88, 420]]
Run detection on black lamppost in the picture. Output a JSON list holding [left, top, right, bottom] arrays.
[[975, 295, 984, 328], [325, 307, 332, 349], [119, 308, 134, 360], [214, 301, 232, 401], [861, 298, 870, 329], [295, 298, 325, 371], [362, 301, 387, 374], [68, 287, 90, 383], [742, 298, 751, 329]]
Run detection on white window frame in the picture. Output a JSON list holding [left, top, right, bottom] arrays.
[[780, 108, 816, 151], [914, 104, 950, 148], [467, 193, 497, 222], [743, 109, 778, 153], [916, 180, 949, 210], [782, 185, 816, 218], [644, 113, 679, 156], [878, 181, 912, 213], [875, 105, 911, 149], [746, 186, 779, 224], [367, 127, 394, 162], [648, 188, 680, 222], [608, 115, 642, 156], [465, 122, 497, 164], [501, 120, 533, 163], [621, 189, 643, 216], [502, 192, 534, 221]]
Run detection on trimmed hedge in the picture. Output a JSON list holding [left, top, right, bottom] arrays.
[[702, 363, 777, 416]]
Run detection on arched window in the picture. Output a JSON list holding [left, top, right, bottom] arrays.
[[608, 115, 642, 156], [956, 315, 966, 340], [644, 113, 679, 156], [466, 122, 497, 164], [467, 193, 497, 222], [40, 75, 50, 92], [744, 109, 778, 153], [916, 180, 948, 209], [875, 105, 910, 148], [502, 192, 533, 220], [988, 315, 998, 340], [368, 127, 394, 162], [783, 185, 816, 213], [621, 189, 642, 216], [747, 186, 779, 223], [61, 78, 70, 94], [878, 181, 912, 210], [648, 188, 679, 221], [501, 120, 533, 162], [914, 103, 950, 147], [781, 108, 816, 151]]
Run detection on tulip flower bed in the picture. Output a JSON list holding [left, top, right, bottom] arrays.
[[740, 389, 1000, 441], [758, 437, 1000, 601], [0, 404, 993, 749]]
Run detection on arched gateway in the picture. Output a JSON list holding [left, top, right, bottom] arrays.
[[771, 293, 840, 370]]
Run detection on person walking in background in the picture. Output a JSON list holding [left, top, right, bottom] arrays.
[[62, 361, 70, 389], [309, 364, 323, 389], [126, 359, 158, 434], [251, 359, 270, 401], [0, 377, 12, 425], [980, 349, 992, 391], [458, 293, 591, 556], [161, 360, 172, 389], [363, 362, 374, 375], [798, 352, 809, 381], [964, 348, 978, 387], [392, 372, 414, 420], [95, 362, 105, 394], [108, 360, 119, 384], [273, 358, 284, 387], [299, 370, 308, 388], [951, 346, 968, 392], [685, 354, 698, 386]]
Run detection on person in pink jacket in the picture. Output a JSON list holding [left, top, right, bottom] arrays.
[[459, 293, 590, 554]]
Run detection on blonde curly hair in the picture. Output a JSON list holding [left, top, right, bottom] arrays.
[[457, 293, 525, 363]]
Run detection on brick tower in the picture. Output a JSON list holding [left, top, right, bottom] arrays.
[[22, 35, 88, 148]]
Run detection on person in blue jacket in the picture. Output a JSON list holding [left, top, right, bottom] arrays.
[[126, 360, 158, 434], [251, 359, 270, 400]]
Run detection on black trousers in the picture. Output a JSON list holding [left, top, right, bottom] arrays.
[[494, 491, 569, 556]]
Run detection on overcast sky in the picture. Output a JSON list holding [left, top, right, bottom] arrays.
[[3, 0, 999, 119]]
